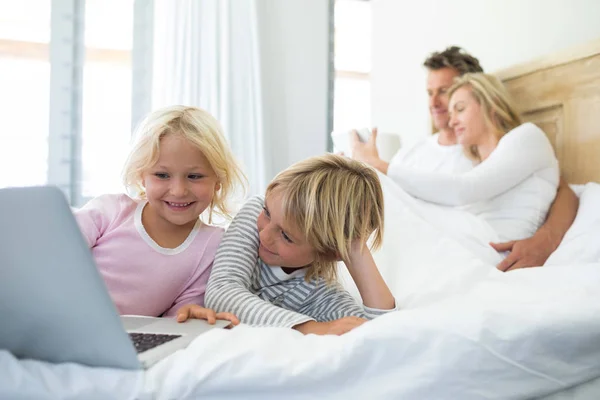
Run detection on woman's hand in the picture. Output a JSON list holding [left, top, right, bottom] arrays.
[[176, 304, 240, 327], [293, 317, 367, 335]]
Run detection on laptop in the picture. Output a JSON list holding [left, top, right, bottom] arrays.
[[0, 185, 229, 370]]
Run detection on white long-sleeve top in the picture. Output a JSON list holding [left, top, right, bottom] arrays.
[[387, 123, 560, 241], [389, 133, 474, 174]]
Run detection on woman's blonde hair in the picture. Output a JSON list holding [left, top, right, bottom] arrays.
[[448, 73, 522, 160], [265, 154, 384, 283], [122, 105, 247, 223]]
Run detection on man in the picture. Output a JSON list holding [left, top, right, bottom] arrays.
[[352, 46, 579, 272]]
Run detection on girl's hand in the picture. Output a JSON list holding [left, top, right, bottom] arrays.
[[293, 317, 367, 335], [176, 304, 240, 327]]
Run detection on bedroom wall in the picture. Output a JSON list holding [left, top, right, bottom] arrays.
[[256, 0, 330, 180], [371, 0, 600, 148]]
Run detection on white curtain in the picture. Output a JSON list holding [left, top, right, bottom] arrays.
[[152, 0, 266, 195]]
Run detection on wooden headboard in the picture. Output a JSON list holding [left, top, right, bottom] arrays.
[[496, 39, 600, 184]]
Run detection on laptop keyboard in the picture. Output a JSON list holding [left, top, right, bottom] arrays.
[[128, 333, 181, 353]]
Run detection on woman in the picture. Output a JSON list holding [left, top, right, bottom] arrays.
[[369, 73, 559, 242]]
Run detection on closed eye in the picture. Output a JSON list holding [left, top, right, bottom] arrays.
[[281, 230, 293, 243], [154, 173, 169, 179], [262, 206, 271, 218]]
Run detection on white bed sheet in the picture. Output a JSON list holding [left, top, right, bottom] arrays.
[[2, 179, 600, 400]]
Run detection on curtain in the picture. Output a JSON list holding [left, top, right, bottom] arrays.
[[152, 0, 266, 195]]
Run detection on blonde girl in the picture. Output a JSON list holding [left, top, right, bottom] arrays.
[[75, 105, 245, 324]]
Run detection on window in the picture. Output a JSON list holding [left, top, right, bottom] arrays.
[[0, 0, 51, 188], [0, 1, 148, 206], [333, 0, 371, 133], [81, 0, 134, 199]]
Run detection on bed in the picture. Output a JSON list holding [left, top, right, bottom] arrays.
[[2, 42, 600, 400]]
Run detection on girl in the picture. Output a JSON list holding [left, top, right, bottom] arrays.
[[179, 154, 396, 335], [75, 105, 245, 324]]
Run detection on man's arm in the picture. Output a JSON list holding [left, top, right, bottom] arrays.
[[492, 178, 579, 271], [351, 128, 390, 174]]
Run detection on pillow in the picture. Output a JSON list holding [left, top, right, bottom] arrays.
[[545, 182, 600, 265]]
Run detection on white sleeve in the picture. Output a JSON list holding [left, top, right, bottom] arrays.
[[386, 123, 558, 206]]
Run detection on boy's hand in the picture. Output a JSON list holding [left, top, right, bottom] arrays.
[[293, 317, 367, 335], [176, 304, 240, 327]]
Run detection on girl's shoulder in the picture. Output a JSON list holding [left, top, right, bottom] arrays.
[[197, 223, 225, 241], [192, 223, 225, 255], [76, 193, 139, 221]]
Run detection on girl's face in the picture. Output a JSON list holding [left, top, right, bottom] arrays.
[[448, 86, 492, 146], [256, 190, 317, 268], [142, 134, 220, 231]]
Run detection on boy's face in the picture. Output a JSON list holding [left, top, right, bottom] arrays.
[[256, 190, 316, 268]]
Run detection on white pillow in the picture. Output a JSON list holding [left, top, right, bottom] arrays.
[[545, 182, 600, 265]]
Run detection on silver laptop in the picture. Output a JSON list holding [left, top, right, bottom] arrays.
[[0, 185, 228, 370]]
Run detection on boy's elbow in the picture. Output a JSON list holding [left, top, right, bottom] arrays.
[[204, 278, 234, 310], [204, 282, 218, 309]]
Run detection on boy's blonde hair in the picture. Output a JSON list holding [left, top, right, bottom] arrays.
[[122, 105, 247, 222], [266, 154, 384, 283], [449, 73, 522, 160]]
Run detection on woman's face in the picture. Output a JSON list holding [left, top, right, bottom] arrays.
[[448, 86, 491, 146]]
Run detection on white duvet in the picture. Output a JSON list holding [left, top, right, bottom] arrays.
[[2, 177, 600, 400]]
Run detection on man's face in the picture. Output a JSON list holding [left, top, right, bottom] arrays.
[[427, 67, 460, 131]]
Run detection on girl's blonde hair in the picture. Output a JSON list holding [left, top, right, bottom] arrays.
[[122, 105, 247, 223], [266, 154, 384, 283], [448, 73, 522, 160]]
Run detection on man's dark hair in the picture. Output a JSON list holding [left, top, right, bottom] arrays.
[[423, 46, 484, 75]]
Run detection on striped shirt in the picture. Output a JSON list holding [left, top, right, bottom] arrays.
[[205, 195, 394, 328]]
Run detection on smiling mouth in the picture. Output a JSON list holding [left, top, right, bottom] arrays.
[[260, 243, 277, 256], [164, 201, 195, 210]]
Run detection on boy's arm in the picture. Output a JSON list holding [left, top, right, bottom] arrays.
[[344, 240, 396, 311], [493, 178, 579, 271], [300, 241, 396, 324], [294, 277, 395, 335], [204, 197, 314, 328]]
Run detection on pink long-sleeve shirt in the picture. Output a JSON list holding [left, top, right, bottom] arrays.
[[74, 194, 223, 317]]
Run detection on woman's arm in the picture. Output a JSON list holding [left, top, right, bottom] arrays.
[[493, 178, 579, 271], [386, 123, 558, 206], [204, 196, 314, 328]]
